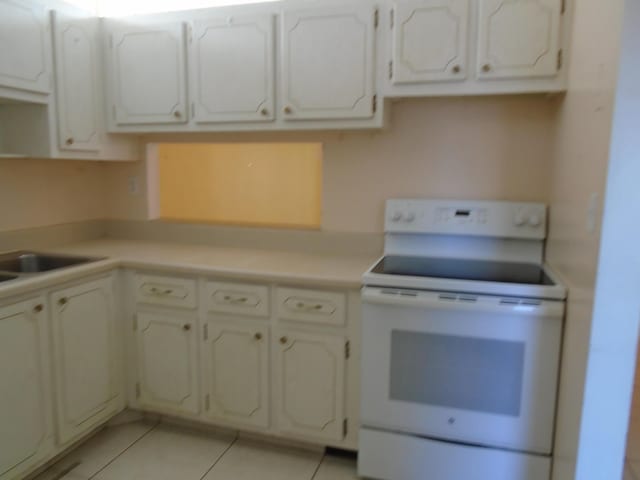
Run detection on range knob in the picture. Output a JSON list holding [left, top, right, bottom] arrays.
[[514, 212, 526, 226], [528, 214, 542, 227], [405, 212, 416, 222], [391, 212, 403, 222]]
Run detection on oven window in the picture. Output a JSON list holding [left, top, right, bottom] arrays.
[[390, 331, 525, 416]]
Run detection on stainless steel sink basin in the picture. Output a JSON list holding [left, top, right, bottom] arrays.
[[0, 251, 103, 274], [0, 273, 18, 283]]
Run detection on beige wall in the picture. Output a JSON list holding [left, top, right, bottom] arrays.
[[0, 158, 107, 233], [545, 0, 625, 478], [104, 96, 557, 233]]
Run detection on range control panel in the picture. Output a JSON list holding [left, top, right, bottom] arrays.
[[385, 199, 547, 239]]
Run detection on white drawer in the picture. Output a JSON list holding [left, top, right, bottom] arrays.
[[276, 287, 346, 326], [205, 281, 269, 317], [134, 274, 197, 309]]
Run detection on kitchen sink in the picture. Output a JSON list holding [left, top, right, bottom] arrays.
[[0, 274, 18, 283], [0, 251, 103, 274]]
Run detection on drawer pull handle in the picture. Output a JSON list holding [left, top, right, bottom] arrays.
[[280, 336, 288, 345], [150, 287, 174, 296], [183, 324, 191, 331], [254, 332, 263, 341], [295, 302, 323, 312], [58, 297, 68, 306], [33, 304, 44, 313], [223, 295, 248, 305]]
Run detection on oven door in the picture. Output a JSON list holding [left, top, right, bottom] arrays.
[[360, 287, 564, 455]]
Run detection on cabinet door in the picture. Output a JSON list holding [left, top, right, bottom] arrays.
[[108, 21, 188, 125], [191, 14, 275, 123], [280, 5, 376, 120], [0, 298, 53, 480], [136, 312, 199, 415], [53, 13, 100, 152], [203, 319, 269, 428], [51, 277, 120, 444], [477, 0, 563, 80], [392, 0, 469, 84], [0, 0, 50, 94], [274, 329, 346, 442]]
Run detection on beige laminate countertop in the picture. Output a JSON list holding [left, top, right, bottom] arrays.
[[0, 239, 379, 299]]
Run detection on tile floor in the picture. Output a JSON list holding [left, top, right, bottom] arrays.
[[33, 421, 359, 480]]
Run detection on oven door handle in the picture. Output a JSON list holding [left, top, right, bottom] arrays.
[[362, 287, 564, 317]]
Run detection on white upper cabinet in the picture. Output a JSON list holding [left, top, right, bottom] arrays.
[[392, 0, 470, 84], [53, 13, 100, 152], [191, 14, 275, 123], [0, 0, 50, 96], [135, 312, 199, 415], [50, 277, 121, 445], [476, 0, 563, 80], [107, 21, 188, 125], [280, 4, 377, 121], [0, 297, 53, 480]]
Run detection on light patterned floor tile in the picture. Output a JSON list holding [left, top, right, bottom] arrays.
[[34, 421, 155, 480], [202, 440, 322, 480], [313, 454, 360, 480], [92, 424, 235, 480]]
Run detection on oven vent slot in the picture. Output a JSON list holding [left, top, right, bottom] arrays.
[[381, 288, 418, 297], [438, 294, 478, 303], [499, 298, 542, 306]]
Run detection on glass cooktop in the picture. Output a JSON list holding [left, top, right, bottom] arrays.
[[371, 256, 554, 286]]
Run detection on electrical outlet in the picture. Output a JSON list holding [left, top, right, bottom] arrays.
[[128, 176, 139, 195]]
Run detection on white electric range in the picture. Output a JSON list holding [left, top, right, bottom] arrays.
[[358, 199, 566, 480]]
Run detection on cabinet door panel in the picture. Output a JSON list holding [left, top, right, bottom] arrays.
[[204, 319, 269, 428], [109, 22, 187, 125], [477, 0, 563, 79], [51, 277, 120, 444], [0, 0, 50, 94], [0, 298, 53, 480], [53, 14, 100, 152], [392, 0, 469, 84], [274, 329, 345, 442], [281, 5, 376, 120], [192, 15, 275, 123], [136, 312, 199, 414]]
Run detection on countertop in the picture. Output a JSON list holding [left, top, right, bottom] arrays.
[[0, 239, 379, 299]]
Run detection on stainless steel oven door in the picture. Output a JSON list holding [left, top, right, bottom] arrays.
[[360, 287, 564, 455]]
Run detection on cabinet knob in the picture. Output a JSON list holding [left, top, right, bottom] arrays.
[[452, 65, 461, 74], [283, 106, 293, 114], [183, 324, 191, 331], [33, 304, 44, 313], [279, 336, 288, 345], [58, 297, 68, 306], [254, 332, 263, 341], [173, 110, 182, 118], [65, 137, 74, 146], [260, 108, 269, 116], [482, 64, 492, 73]]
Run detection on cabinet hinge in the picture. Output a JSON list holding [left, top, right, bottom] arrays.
[[343, 418, 348, 437], [561, 0, 566, 14], [135, 382, 141, 399], [203, 324, 209, 341], [205, 394, 210, 411], [372, 95, 377, 114], [557, 49, 563, 70], [390, 8, 394, 29], [345, 340, 351, 359], [133, 314, 138, 331], [374, 9, 379, 28], [389, 61, 393, 80]]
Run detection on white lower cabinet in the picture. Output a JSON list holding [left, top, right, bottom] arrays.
[[203, 318, 269, 428], [50, 276, 121, 445], [273, 328, 346, 442], [135, 312, 200, 415], [0, 297, 54, 480]]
